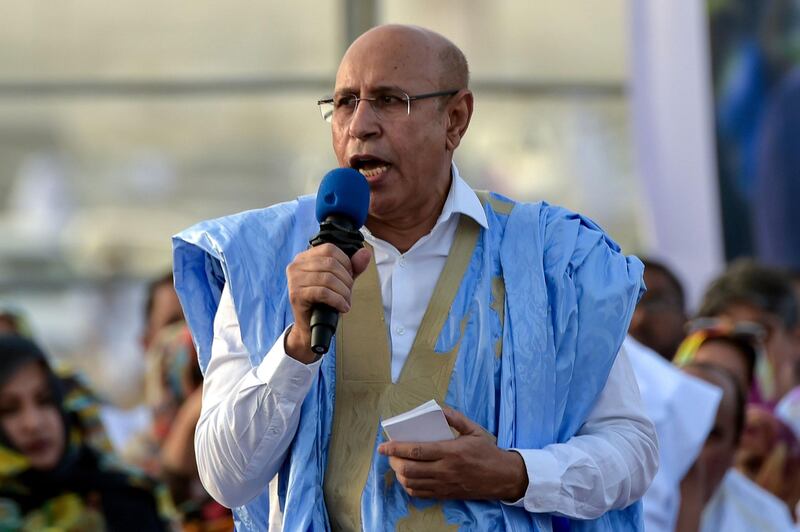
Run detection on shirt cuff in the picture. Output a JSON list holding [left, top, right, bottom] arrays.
[[254, 327, 323, 404], [502, 448, 563, 513]]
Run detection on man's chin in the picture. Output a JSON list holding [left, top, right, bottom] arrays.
[[366, 196, 402, 224]]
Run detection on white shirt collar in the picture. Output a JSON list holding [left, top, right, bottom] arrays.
[[361, 163, 487, 233], [440, 162, 489, 230], [362, 162, 488, 255]]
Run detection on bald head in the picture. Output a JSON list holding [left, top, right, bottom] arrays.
[[341, 25, 469, 91], [330, 24, 475, 248]]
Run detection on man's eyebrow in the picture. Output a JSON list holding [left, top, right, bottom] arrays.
[[333, 87, 357, 97], [372, 85, 405, 93], [333, 85, 406, 96]]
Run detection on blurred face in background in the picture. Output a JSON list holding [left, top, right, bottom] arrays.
[[629, 268, 687, 360], [142, 282, 184, 352], [0, 315, 16, 335], [693, 339, 752, 395], [684, 365, 740, 503], [720, 303, 796, 398], [0, 361, 65, 470]]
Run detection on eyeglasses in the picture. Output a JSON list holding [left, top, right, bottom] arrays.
[[316, 89, 459, 123]]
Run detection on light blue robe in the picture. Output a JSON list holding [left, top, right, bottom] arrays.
[[173, 192, 645, 531]]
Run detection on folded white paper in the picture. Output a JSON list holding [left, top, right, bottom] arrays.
[[381, 399, 455, 442]]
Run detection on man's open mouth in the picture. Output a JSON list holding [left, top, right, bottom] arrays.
[[350, 156, 392, 178]]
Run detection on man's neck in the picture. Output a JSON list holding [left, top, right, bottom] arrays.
[[366, 182, 450, 254]]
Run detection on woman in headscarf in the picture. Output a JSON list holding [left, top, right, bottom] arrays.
[[674, 319, 800, 520], [125, 321, 233, 531], [0, 334, 176, 531], [674, 318, 762, 402], [148, 323, 233, 531]]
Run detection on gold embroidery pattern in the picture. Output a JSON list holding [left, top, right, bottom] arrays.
[[323, 216, 480, 532], [396, 504, 460, 532], [491, 276, 506, 359]]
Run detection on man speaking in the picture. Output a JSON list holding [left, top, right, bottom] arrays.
[[173, 24, 658, 531]]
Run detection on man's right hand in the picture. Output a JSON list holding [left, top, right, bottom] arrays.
[[285, 244, 372, 364]]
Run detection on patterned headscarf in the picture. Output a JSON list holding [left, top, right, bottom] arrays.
[[0, 335, 177, 531], [674, 317, 771, 404]]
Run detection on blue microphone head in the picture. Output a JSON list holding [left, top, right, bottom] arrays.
[[315, 168, 370, 227]]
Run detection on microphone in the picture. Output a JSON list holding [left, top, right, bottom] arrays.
[[308, 168, 371, 355]]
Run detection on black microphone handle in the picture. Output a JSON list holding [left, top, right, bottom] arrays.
[[308, 214, 365, 355], [310, 304, 339, 355]]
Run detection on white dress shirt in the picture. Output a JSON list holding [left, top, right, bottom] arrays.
[[195, 167, 659, 520]]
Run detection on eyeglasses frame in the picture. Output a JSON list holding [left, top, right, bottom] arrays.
[[316, 89, 460, 123]]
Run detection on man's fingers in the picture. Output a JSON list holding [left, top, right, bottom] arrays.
[[297, 286, 350, 313], [442, 407, 479, 436], [305, 243, 354, 275], [295, 245, 371, 287], [295, 249, 355, 282], [378, 441, 443, 461], [391, 471, 450, 500], [396, 476, 441, 490], [287, 245, 362, 311], [395, 475, 441, 498], [301, 272, 352, 301], [351, 247, 372, 278], [387, 457, 437, 480]]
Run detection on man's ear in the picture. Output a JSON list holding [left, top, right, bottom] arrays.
[[445, 90, 474, 152]]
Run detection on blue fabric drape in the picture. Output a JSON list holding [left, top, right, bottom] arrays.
[[173, 192, 644, 531]]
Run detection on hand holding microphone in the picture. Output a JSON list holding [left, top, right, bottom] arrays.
[[285, 168, 371, 363]]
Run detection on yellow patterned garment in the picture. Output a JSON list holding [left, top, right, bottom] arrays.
[[0, 362, 178, 531]]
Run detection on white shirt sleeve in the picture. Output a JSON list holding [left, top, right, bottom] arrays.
[[194, 283, 321, 509], [507, 346, 659, 519]]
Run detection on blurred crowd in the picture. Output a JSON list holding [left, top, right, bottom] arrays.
[[629, 258, 800, 531], [0, 273, 233, 531], [1, 255, 800, 531]]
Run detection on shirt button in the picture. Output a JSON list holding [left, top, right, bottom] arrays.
[[398, 256, 406, 268], [396, 326, 405, 336], [292, 376, 303, 385]]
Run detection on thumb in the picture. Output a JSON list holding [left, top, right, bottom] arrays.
[[442, 406, 480, 436], [351, 247, 372, 278]]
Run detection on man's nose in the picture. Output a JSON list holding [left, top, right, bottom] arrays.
[[348, 98, 381, 139]]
